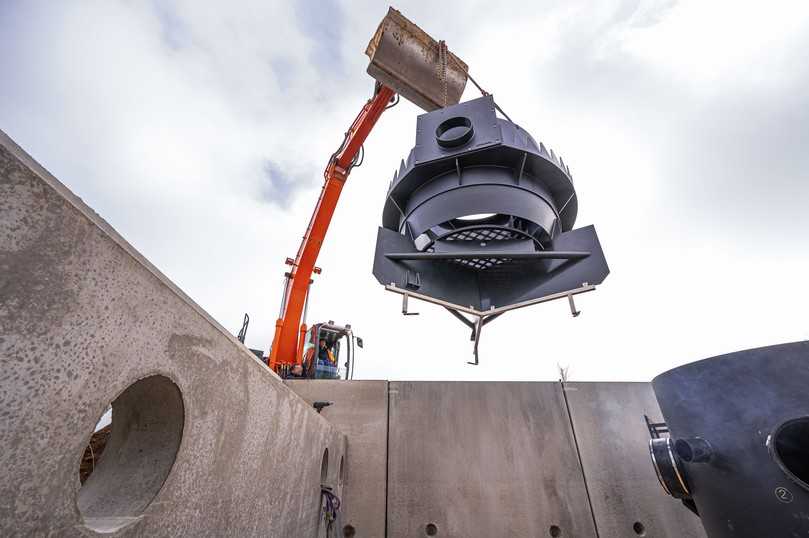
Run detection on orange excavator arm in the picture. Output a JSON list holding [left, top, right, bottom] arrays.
[[268, 84, 396, 371], [266, 7, 469, 374]]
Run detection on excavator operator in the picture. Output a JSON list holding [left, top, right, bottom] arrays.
[[315, 339, 339, 379]]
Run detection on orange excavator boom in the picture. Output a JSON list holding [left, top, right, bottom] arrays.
[[267, 8, 468, 373], [268, 84, 395, 371]]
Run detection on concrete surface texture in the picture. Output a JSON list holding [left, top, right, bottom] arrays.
[[0, 129, 346, 537], [286, 380, 388, 538], [386, 381, 598, 538], [564, 382, 707, 538]]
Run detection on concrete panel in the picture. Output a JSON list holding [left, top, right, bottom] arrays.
[[286, 380, 388, 538], [387, 381, 597, 538], [0, 130, 346, 537], [564, 382, 707, 538]]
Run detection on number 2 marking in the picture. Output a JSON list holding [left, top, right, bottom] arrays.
[[775, 486, 794, 504]]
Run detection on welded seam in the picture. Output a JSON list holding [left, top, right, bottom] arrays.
[[560, 381, 601, 538]]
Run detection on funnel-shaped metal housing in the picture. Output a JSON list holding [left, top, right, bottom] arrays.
[[373, 95, 609, 311], [652, 341, 809, 538]]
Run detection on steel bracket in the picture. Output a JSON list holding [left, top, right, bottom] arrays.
[[385, 283, 597, 365]]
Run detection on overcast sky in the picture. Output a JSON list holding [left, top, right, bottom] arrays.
[[2, 1, 808, 381]]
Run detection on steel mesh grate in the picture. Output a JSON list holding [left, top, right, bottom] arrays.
[[435, 226, 520, 270]]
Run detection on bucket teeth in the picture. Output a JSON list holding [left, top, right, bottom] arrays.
[[539, 142, 548, 157]]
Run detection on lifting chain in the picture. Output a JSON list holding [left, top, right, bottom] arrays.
[[438, 39, 448, 108], [442, 41, 516, 124]]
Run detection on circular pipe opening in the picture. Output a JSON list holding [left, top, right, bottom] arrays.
[[771, 416, 809, 491], [425, 522, 438, 536], [649, 437, 690, 498], [674, 437, 713, 463], [549, 525, 562, 537], [675, 439, 694, 461], [633, 521, 646, 536], [435, 116, 473, 148], [78, 375, 184, 532]]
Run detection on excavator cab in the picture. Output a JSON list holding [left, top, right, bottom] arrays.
[[302, 322, 361, 380]]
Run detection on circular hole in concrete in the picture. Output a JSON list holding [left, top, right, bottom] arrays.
[[425, 522, 438, 536], [339, 455, 345, 487], [633, 521, 646, 536], [77, 375, 184, 533], [549, 525, 562, 537], [79, 407, 112, 485], [321, 448, 329, 484], [343, 524, 356, 537]]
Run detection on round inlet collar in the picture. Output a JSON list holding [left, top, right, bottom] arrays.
[[436, 116, 474, 148]]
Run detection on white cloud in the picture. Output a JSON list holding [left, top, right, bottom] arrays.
[[618, 1, 809, 94]]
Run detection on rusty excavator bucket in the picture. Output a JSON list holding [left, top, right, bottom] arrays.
[[366, 8, 468, 111]]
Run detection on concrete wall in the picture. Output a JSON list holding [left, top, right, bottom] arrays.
[[287, 380, 708, 538], [387, 381, 596, 538], [0, 130, 346, 537], [564, 382, 707, 538], [286, 380, 388, 538]]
